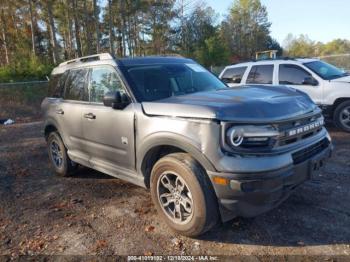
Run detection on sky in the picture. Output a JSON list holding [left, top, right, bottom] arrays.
[[204, 0, 350, 46]]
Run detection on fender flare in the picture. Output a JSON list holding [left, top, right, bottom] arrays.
[[137, 132, 217, 174], [43, 118, 68, 145]]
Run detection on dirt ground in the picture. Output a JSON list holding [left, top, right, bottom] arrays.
[[0, 121, 350, 259]]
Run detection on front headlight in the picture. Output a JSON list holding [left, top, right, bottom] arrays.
[[226, 125, 279, 149]]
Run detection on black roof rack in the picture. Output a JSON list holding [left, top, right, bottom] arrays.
[[231, 56, 307, 65]]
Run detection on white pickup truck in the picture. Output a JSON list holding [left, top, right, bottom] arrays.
[[219, 58, 350, 132]]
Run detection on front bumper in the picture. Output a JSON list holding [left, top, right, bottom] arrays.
[[207, 137, 333, 222]]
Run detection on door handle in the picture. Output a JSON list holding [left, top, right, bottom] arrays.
[[84, 113, 96, 119], [55, 109, 64, 115]]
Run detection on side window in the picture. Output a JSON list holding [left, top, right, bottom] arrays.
[[89, 66, 125, 103], [48, 71, 68, 98], [279, 64, 311, 85], [221, 67, 247, 84], [63, 69, 89, 101], [246, 65, 273, 84]]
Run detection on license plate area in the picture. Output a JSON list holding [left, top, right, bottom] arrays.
[[309, 157, 325, 179]]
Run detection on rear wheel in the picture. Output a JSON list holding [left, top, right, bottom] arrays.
[[47, 132, 77, 176], [334, 101, 350, 132], [150, 153, 219, 237]]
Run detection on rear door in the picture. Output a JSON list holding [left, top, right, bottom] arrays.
[[82, 65, 135, 170], [246, 64, 274, 86], [278, 63, 323, 104], [55, 68, 91, 165]]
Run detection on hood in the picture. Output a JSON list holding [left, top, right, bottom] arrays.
[[331, 75, 350, 83], [142, 85, 318, 122]]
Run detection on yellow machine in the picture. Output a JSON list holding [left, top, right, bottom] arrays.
[[256, 50, 278, 60]]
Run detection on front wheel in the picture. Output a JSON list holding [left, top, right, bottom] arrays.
[[47, 132, 77, 176], [334, 101, 350, 132], [150, 153, 219, 237]]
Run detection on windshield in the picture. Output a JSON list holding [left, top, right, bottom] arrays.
[[121, 63, 227, 102], [303, 60, 348, 80]]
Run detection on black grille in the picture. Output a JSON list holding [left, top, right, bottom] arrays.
[[277, 113, 322, 130], [277, 113, 324, 146], [278, 127, 323, 146], [292, 138, 329, 165]]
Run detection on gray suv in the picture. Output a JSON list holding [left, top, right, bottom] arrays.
[[42, 53, 333, 236]]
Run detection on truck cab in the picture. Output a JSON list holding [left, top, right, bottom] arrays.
[[220, 59, 350, 132]]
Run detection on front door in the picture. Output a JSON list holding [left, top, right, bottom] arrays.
[[278, 64, 323, 104], [82, 65, 135, 171]]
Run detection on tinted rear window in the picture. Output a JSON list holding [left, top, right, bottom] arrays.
[[246, 65, 273, 84], [63, 69, 89, 101], [48, 72, 68, 97]]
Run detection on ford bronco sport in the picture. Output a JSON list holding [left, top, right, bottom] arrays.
[[42, 53, 333, 236]]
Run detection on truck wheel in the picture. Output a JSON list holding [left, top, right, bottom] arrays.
[[150, 153, 219, 237], [334, 101, 350, 132], [47, 132, 77, 176]]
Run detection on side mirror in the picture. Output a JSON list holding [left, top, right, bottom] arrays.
[[303, 76, 318, 86], [103, 91, 130, 109]]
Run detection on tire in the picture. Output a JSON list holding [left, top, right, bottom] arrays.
[[150, 153, 219, 237], [334, 101, 350, 132], [47, 132, 77, 176]]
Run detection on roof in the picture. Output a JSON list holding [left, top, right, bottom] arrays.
[[58, 53, 114, 67], [117, 56, 195, 66], [295, 58, 319, 63], [52, 53, 116, 75], [51, 54, 196, 75], [226, 58, 320, 68]]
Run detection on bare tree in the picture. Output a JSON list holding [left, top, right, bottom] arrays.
[[72, 0, 82, 57], [93, 0, 100, 53], [46, 0, 59, 64], [66, 0, 74, 58], [108, 0, 115, 56], [0, 8, 9, 64], [120, 0, 126, 56], [84, 0, 93, 55], [28, 0, 36, 55]]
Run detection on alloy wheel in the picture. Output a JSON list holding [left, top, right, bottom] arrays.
[[340, 106, 350, 128], [50, 140, 63, 168], [157, 171, 194, 224]]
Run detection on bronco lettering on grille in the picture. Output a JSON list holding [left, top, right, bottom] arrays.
[[287, 118, 324, 137]]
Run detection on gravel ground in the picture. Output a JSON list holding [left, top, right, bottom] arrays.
[[0, 121, 350, 259]]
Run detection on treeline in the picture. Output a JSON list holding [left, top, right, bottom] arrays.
[[284, 34, 350, 58], [0, 0, 282, 82], [284, 34, 350, 70]]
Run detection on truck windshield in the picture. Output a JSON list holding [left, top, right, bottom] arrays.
[[122, 63, 227, 102], [303, 60, 349, 80]]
